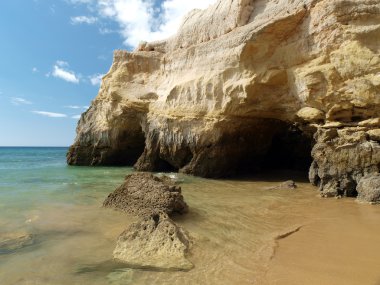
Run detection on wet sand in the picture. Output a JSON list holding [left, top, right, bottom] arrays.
[[263, 198, 380, 285]]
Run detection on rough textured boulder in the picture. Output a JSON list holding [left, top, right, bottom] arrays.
[[68, 0, 380, 196], [356, 174, 380, 204], [113, 212, 193, 271], [103, 172, 188, 216], [309, 127, 380, 198]]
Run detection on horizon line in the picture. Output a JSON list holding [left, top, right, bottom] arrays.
[[0, 146, 69, 148]]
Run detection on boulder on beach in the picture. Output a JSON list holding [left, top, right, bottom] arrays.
[[357, 174, 380, 204], [103, 172, 188, 217], [113, 212, 193, 271]]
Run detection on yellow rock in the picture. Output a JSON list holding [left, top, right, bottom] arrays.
[[296, 107, 324, 123]]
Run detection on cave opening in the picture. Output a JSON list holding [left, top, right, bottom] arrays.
[[106, 126, 147, 166], [234, 122, 314, 179], [261, 125, 313, 172]]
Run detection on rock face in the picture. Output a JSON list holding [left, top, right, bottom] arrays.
[[356, 173, 380, 204], [113, 212, 193, 271], [103, 172, 188, 216], [68, 0, 380, 194], [310, 127, 380, 198]]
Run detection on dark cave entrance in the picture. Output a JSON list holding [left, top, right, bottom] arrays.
[[261, 125, 313, 172], [233, 121, 314, 179], [105, 125, 147, 166]]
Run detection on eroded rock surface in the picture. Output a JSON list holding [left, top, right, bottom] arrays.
[[103, 172, 188, 216], [113, 212, 193, 271], [357, 174, 380, 204], [68, 0, 380, 195], [309, 127, 380, 198]]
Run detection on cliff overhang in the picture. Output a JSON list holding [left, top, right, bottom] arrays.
[[67, 0, 380, 198]]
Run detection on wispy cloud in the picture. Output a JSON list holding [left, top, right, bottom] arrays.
[[32, 111, 67, 118], [67, 0, 216, 47], [11, 97, 33, 105], [72, 115, 81, 119], [64, 105, 88, 109], [71, 15, 98, 25], [89, 73, 104, 86], [68, 0, 93, 4], [32, 67, 38, 73], [51, 60, 80, 84]]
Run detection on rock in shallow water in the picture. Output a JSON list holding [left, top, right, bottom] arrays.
[[356, 174, 380, 204], [103, 172, 188, 217], [0, 232, 34, 254], [113, 212, 193, 271], [266, 180, 297, 190]]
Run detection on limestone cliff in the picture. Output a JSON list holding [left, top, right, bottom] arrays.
[[68, 0, 380, 197]]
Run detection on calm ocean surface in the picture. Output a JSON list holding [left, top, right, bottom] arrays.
[[2, 147, 375, 285]]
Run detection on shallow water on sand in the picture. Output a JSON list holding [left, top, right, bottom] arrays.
[[0, 147, 380, 285]]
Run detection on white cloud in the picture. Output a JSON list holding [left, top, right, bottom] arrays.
[[65, 105, 81, 109], [32, 67, 38, 73], [32, 111, 67, 118], [68, 0, 217, 47], [52, 61, 80, 84], [89, 73, 104, 86], [68, 0, 93, 4], [56, 60, 69, 67], [98, 27, 115, 34], [11, 97, 32, 105], [72, 115, 81, 119], [65, 105, 88, 109], [71, 16, 98, 25]]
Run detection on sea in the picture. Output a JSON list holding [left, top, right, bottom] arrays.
[[1, 147, 379, 285]]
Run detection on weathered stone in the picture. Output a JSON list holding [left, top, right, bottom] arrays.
[[358, 118, 380, 128], [357, 174, 380, 204], [367, 129, 380, 141], [113, 212, 193, 271], [297, 107, 325, 123], [310, 128, 380, 197], [67, 0, 380, 184], [103, 172, 188, 217]]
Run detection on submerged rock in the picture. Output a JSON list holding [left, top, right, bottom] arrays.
[[113, 212, 193, 271], [266, 180, 297, 190], [0, 232, 34, 254], [103, 172, 188, 217], [357, 174, 380, 204]]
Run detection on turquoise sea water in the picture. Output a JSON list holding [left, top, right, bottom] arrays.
[[2, 147, 377, 284], [0, 147, 131, 225]]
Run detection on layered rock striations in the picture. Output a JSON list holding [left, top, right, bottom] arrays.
[[68, 0, 380, 196]]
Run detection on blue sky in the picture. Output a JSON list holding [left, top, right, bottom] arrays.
[[0, 0, 215, 146]]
